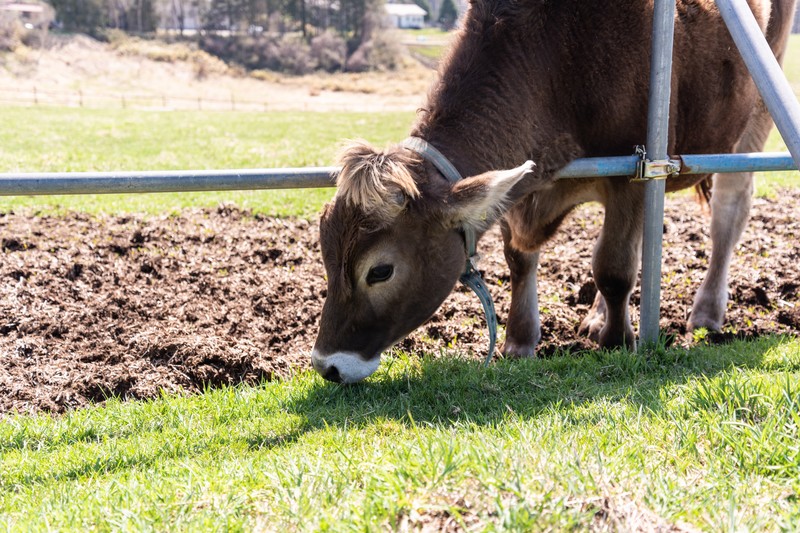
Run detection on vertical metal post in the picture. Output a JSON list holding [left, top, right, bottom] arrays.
[[639, 0, 677, 346], [716, 0, 800, 169]]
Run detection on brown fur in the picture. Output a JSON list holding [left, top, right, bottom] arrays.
[[313, 0, 797, 382]]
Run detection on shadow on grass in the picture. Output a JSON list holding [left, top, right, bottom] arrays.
[[249, 335, 796, 448], [3, 336, 794, 489]]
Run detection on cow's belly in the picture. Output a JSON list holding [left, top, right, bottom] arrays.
[[665, 173, 711, 194], [505, 178, 605, 252]]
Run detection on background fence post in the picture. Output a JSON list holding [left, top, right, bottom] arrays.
[[639, 0, 676, 347]]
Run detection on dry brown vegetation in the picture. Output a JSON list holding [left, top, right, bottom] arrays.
[[0, 33, 435, 111]]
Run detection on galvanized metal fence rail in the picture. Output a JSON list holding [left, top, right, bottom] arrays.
[[0, 153, 795, 196], [2, 0, 799, 348]]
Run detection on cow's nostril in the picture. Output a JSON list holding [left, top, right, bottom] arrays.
[[322, 366, 342, 383]]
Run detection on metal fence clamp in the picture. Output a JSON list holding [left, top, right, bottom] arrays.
[[631, 145, 681, 182]]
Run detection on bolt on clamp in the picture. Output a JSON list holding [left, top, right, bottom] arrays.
[[631, 145, 682, 182]]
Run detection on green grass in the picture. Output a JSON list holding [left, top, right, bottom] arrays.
[[755, 132, 797, 195], [401, 28, 452, 63], [1, 101, 798, 218], [410, 44, 447, 62], [753, 35, 800, 193], [2, 36, 800, 531], [399, 27, 452, 39], [2, 337, 799, 530], [0, 107, 414, 218]]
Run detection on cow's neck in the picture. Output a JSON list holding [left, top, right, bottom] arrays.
[[410, 12, 560, 180], [409, 2, 590, 193], [410, 86, 544, 182]]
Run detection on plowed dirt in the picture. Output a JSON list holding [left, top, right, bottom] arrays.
[[2, 191, 799, 413]]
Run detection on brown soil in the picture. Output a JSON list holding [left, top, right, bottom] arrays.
[[2, 192, 799, 414]]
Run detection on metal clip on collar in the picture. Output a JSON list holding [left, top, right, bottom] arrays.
[[401, 137, 498, 366], [459, 257, 499, 366]]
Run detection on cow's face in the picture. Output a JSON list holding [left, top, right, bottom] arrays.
[[312, 141, 534, 383]]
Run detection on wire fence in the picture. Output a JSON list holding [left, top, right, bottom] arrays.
[[0, 85, 372, 112]]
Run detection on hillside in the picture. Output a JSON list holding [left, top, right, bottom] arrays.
[[0, 34, 437, 112]]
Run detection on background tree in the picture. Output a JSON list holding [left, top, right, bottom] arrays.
[[168, 0, 186, 33], [129, 0, 157, 32], [48, 0, 107, 35], [49, 0, 156, 34], [46, 0, 399, 72], [437, 0, 456, 30], [412, 0, 430, 22]]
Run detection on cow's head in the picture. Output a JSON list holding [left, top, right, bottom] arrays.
[[311, 140, 535, 383]]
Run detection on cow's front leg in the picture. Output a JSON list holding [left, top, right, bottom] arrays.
[[578, 186, 643, 349], [501, 221, 541, 357]]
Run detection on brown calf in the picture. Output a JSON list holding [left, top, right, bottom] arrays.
[[312, 0, 796, 383]]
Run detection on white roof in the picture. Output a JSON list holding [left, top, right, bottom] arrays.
[[1, 2, 45, 12], [385, 4, 427, 16]]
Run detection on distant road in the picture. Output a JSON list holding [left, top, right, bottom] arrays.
[[400, 35, 453, 47]]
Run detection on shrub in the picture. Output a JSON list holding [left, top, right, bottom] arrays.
[[113, 37, 193, 62], [199, 33, 315, 75], [0, 13, 23, 52], [310, 30, 346, 72], [250, 69, 281, 82], [189, 50, 229, 79], [276, 34, 313, 75], [200, 34, 274, 70], [345, 31, 403, 72], [20, 26, 50, 49], [199, 28, 401, 75]]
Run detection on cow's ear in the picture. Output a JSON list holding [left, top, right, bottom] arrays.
[[446, 161, 535, 228]]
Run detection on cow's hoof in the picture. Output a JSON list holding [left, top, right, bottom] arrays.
[[501, 339, 538, 358], [598, 325, 636, 351], [686, 317, 725, 345], [689, 290, 726, 333], [578, 313, 604, 343], [687, 314, 723, 335]]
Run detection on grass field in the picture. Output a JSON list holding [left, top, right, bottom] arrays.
[[2, 36, 800, 532], [0, 107, 413, 218], [4, 32, 800, 218], [0, 104, 797, 218], [1, 339, 799, 530], [1, 102, 798, 220]]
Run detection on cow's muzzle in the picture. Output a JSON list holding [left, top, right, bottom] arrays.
[[311, 349, 381, 383]]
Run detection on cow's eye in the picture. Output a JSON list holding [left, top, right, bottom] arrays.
[[366, 264, 394, 285]]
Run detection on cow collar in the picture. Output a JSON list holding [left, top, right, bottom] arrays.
[[401, 136, 498, 366]]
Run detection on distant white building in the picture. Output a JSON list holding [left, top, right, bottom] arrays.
[[0, 0, 54, 30], [385, 3, 427, 29]]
